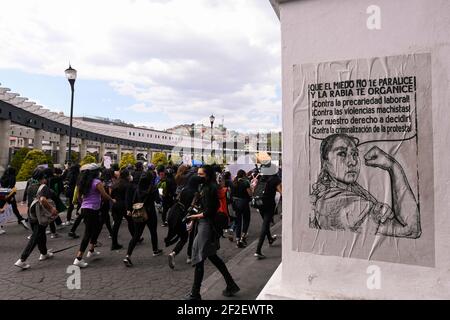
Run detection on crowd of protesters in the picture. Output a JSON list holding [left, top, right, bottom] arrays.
[[0, 158, 282, 300]]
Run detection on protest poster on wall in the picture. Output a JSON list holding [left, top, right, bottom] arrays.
[[292, 53, 434, 266]]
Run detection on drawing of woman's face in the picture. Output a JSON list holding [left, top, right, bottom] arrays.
[[325, 137, 360, 184]]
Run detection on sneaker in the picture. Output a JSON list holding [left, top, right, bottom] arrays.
[[27, 234, 32, 240], [86, 250, 100, 258], [68, 232, 79, 239], [39, 252, 54, 261], [184, 292, 202, 300], [269, 235, 278, 246], [111, 244, 123, 250], [20, 220, 30, 230], [186, 257, 192, 264], [46, 230, 51, 235], [0, 228, 6, 235], [168, 252, 175, 269], [73, 258, 88, 268], [236, 241, 245, 248], [161, 223, 168, 227], [50, 233, 59, 239], [222, 282, 240, 297], [14, 259, 30, 269], [108, 235, 112, 239], [123, 256, 133, 267], [254, 252, 266, 260], [153, 249, 163, 257]]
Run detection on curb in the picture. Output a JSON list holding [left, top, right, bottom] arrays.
[[201, 218, 282, 297]]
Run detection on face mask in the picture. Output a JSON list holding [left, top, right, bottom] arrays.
[[198, 176, 206, 184]]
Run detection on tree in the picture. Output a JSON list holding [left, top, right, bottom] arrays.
[[120, 153, 137, 169], [17, 149, 54, 181], [80, 154, 97, 166], [10, 148, 30, 174], [71, 151, 80, 164], [169, 153, 182, 165], [151, 152, 168, 167]]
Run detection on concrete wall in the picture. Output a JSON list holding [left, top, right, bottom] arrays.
[[261, 0, 450, 299]]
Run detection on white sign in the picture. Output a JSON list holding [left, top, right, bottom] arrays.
[[103, 156, 112, 169]]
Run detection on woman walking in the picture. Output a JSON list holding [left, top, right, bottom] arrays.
[[64, 164, 80, 225], [231, 169, 252, 248], [110, 169, 135, 250], [72, 163, 115, 268], [14, 168, 57, 269], [123, 171, 162, 266], [185, 165, 239, 300], [167, 174, 202, 269]]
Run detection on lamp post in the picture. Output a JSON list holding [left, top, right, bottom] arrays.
[[209, 114, 215, 160], [201, 124, 204, 163], [65, 65, 77, 165]]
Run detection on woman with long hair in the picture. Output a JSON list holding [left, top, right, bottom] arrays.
[[110, 168, 135, 250], [167, 174, 202, 269], [99, 168, 114, 239], [72, 164, 115, 268], [185, 165, 239, 300], [174, 164, 191, 194], [232, 169, 252, 248], [123, 171, 162, 266], [64, 164, 80, 225]]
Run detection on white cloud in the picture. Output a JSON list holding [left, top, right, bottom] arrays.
[[0, 0, 281, 132]]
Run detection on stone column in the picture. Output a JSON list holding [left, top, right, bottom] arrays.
[[33, 129, 43, 149], [58, 135, 68, 166], [51, 141, 58, 164], [99, 142, 106, 162], [147, 149, 153, 163], [79, 139, 87, 160], [133, 147, 138, 159], [0, 119, 11, 174], [117, 145, 122, 164]]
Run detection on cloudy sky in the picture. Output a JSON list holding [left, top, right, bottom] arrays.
[[0, 0, 281, 133]]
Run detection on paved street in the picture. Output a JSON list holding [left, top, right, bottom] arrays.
[[0, 203, 281, 300]]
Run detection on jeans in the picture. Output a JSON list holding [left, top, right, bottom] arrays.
[[256, 206, 275, 254], [111, 202, 134, 246], [192, 254, 234, 296], [79, 209, 102, 253], [70, 209, 86, 233], [20, 221, 48, 261], [127, 210, 158, 255], [8, 197, 24, 222], [162, 198, 174, 224], [100, 202, 113, 236], [49, 216, 63, 234], [233, 198, 251, 240]]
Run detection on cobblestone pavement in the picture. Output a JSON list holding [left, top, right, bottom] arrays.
[[0, 202, 281, 300]]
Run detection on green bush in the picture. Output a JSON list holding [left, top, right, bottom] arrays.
[[10, 148, 30, 174], [16, 149, 54, 181], [120, 153, 137, 169], [71, 151, 80, 164], [80, 154, 97, 166], [151, 152, 168, 167]]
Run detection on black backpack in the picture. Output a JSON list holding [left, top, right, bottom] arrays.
[[251, 177, 268, 209]]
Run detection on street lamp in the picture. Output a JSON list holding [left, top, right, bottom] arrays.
[[65, 64, 77, 165], [209, 114, 215, 159]]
